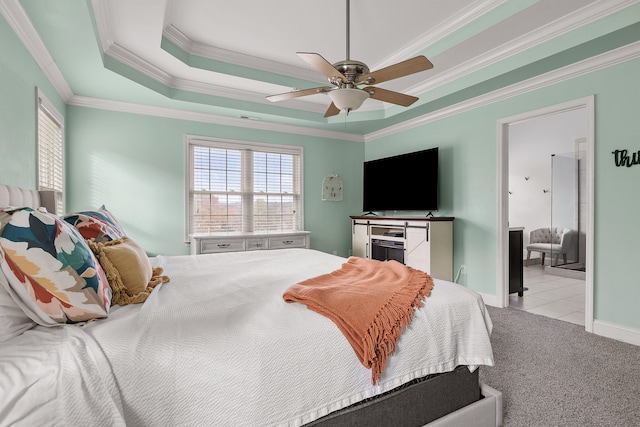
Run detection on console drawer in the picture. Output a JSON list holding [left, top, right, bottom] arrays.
[[269, 235, 307, 249], [199, 239, 245, 254], [246, 238, 269, 251]]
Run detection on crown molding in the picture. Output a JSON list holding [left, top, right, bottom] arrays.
[[94, 0, 507, 113], [105, 42, 175, 84], [366, 40, 640, 142], [67, 95, 364, 143], [408, 0, 639, 96], [162, 24, 327, 85], [104, 42, 328, 113], [7, 0, 640, 144], [374, 0, 506, 70], [90, 0, 112, 53], [0, 0, 73, 101], [171, 78, 327, 114], [89, 0, 640, 118], [162, 1, 506, 84]]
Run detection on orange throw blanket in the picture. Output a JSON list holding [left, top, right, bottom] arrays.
[[283, 257, 434, 384]]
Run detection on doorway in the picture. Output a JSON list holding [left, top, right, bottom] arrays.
[[496, 96, 595, 332]]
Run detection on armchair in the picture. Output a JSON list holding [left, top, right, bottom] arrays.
[[526, 227, 573, 267]]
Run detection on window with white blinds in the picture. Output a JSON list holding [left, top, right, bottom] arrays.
[[37, 89, 64, 214], [186, 136, 303, 237]]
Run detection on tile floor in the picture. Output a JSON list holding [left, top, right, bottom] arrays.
[[509, 264, 586, 326]]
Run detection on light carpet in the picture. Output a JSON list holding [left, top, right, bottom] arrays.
[[479, 306, 640, 426]]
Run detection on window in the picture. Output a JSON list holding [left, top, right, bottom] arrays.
[[36, 89, 64, 214], [186, 136, 303, 238]]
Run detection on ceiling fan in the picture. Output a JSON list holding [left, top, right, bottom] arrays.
[[266, 0, 433, 117]]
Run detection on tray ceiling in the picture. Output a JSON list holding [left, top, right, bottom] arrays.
[[6, 0, 639, 136]]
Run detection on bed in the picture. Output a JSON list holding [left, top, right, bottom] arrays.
[[0, 184, 500, 426]]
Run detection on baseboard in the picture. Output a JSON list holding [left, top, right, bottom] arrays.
[[425, 383, 503, 427], [478, 296, 640, 347], [593, 320, 640, 346]]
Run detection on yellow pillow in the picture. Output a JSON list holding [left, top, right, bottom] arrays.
[[88, 237, 169, 306]]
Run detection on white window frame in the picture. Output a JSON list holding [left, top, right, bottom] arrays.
[[184, 135, 304, 242], [36, 88, 64, 214]]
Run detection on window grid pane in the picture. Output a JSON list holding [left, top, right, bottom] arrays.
[[192, 192, 243, 233]]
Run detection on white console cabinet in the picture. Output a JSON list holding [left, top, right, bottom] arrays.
[[191, 231, 310, 255], [350, 216, 453, 281]]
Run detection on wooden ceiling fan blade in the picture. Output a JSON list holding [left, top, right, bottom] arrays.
[[359, 56, 433, 85], [365, 87, 419, 107], [324, 102, 341, 117], [297, 52, 347, 84], [266, 86, 333, 102]]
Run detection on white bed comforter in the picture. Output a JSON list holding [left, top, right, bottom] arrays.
[[0, 249, 493, 426]]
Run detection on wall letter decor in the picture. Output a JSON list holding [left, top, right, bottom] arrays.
[[612, 149, 640, 167]]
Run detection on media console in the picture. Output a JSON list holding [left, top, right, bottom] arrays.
[[350, 216, 454, 281]]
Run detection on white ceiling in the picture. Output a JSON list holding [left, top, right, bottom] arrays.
[[98, 0, 509, 106], [6, 0, 637, 134]]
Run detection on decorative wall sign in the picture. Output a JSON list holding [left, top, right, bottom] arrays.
[[612, 149, 640, 167], [322, 174, 343, 201]]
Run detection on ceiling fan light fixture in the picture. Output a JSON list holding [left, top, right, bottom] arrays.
[[328, 88, 369, 113]]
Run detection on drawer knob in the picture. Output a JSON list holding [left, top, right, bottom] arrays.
[[283, 240, 294, 244], [217, 243, 231, 248]]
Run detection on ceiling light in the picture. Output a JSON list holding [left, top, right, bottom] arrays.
[[328, 88, 370, 114]]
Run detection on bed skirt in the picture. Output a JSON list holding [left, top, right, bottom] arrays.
[[307, 366, 480, 426]]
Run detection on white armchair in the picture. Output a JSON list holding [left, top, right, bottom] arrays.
[[526, 227, 573, 267]]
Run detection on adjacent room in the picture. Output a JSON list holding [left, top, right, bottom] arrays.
[[507, 107, 588, 325], [2, 0, 640, 425]]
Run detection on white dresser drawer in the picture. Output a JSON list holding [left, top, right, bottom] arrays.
[[269, 235, 307, 249], [246, 238, 268, 251], [199, 239, 245, 254]]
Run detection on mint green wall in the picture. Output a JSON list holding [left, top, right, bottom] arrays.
[[366, 57, 640, 330], [3, 7, 640, 333], [65, 107, 363, 257], [0, 13, 65, 188], [1, 11, 363, 259]]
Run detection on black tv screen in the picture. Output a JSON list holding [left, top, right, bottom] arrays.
[[363, 147, 438, 213]]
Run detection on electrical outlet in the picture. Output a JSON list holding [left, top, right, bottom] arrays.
[[460, 265, 467, 274]]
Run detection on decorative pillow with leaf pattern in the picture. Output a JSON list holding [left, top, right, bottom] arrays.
[[62, 208, 126, 243], [0, 208, 111, 325]]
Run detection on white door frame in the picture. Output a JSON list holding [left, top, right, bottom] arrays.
[[496, 95, 595, 332]]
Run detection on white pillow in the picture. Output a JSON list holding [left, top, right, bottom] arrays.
[[0, 270, 36, 341]]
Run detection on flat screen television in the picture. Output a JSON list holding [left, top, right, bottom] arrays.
[[363, 147, 438, 213]]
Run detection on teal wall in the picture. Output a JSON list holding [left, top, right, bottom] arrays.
[[1, 11, 363, 259], [366, 57, 640, 329], [3, 9, 640, 333], [65, 106, 363, 257], [0, 12, 65, 188]]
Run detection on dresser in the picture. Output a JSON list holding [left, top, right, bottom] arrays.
[[191, 231, 310, 255], [350, 216, 454, 281]]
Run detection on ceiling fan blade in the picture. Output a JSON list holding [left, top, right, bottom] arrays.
[[359, 56, 433, 85], [297, 52, 347, 84], [266, 86, 333, 102], [324, 102, 341, 117], [364, 87, 419, 107]]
